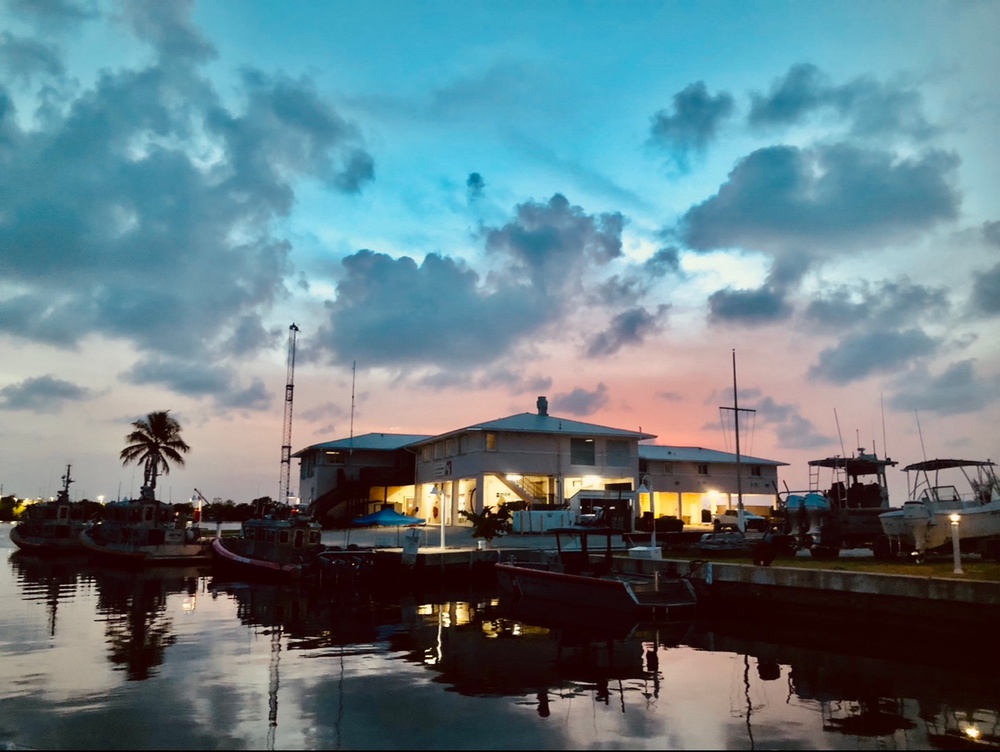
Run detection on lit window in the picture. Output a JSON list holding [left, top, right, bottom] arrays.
[[486, 433, 497, 451]]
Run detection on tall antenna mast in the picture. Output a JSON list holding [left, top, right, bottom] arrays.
[[719, 350, 755, 532], [349, 360, 356, 458], [279, 323, 299, 506]]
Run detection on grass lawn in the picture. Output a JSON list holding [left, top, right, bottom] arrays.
[[663, 549, 1000, 582]]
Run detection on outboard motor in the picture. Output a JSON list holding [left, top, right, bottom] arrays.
[[785, 493, 830, 547]]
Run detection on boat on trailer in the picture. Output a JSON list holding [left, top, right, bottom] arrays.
[[778, 448, 898, 559], [9, 464, 94, 554], [79, 486, 211, 565], [494, 525, 698, 621], [878, 459, 1000, 561]]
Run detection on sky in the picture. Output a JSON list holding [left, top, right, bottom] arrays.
[[1, 0, 998, 505]]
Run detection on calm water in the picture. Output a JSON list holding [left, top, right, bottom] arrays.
[[1, 526, 998, 751]]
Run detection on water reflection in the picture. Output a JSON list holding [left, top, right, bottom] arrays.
[[3, 538, 1000, 750]]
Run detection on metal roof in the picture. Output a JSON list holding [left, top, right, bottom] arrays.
[[292, 432, 431, 457], [639, 444, 787, 466], [406, 412, 656, 445]]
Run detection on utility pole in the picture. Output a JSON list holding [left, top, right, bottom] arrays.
[[279, 323, 299, 507]]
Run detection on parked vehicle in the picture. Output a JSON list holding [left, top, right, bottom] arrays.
[[877, 459, 1000, 562], [778, 448, 898, 559]]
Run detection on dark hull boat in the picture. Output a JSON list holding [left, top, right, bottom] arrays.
[[9, 465, 94, 555], [211, 508, 327, 581], [79, 486, 211, 565], [494, 525, 698, 621]]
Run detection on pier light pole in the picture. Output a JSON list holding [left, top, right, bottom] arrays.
[[950, 513, 963, 574], [430, 485, 444, 550]]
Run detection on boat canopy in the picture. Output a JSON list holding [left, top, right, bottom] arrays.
[[902, 459, 997, 472]]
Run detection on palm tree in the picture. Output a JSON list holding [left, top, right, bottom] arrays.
[[120, 411, 191, 497]]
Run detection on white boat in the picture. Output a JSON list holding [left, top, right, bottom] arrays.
[[878, 459, 1000, 561]]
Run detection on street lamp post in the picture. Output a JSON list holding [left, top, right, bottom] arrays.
[[950, 513, 963, 574], [430, 485, 444, 550], [631, 475, 662, 559]]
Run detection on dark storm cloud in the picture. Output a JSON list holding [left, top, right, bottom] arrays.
[[0, 374, 93, 412], [707, 285, 791, 324], [807, 329, 939, 384], [748, 63, 936, 140], [649, 81, 734, 173], [753, 396, 833, 451], [805, 278, 950, 328], [888, 360, 1000, 415], [6, 0, 98, 29], [677, 143, 960, 258], [466, 172, 485, 202], [119, 0, 216, 63], [309, 195, 625, 370], [585, 306, 668, 357], [0, 2, 374, 408], [970, 221, 1000, 316], [0, 32, 65, 82], [551, 383, 609, 416]]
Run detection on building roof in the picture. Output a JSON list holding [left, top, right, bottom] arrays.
[[407, 411, 656, 445], [640, 444, 788, 466], [292, 432, 431, 457]]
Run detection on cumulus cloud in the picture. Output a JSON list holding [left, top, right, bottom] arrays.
[[888, 360, 1000, 415], [0, 374, 93, 412], [649, 81, 734, 173], [0, 32, 65, 82], [551, 383, 609, 416], [808, 329, 940, 384], [748, 63, 937, 140], [707, 286, 792, 325], [804, 277, 950, 330], [0, 1, 374, 408], [677, 143, 960, 259], [585, 306, 668, 357], [309, 194, 626, 370]]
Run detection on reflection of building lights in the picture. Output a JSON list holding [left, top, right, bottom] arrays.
[[182, 596, 197, 612], [965, 725, 981, 740]]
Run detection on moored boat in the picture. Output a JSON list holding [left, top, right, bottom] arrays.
[[494, 525, 698, 621], [211, 504, 327, 581], [9, 465, 95, 554], [79, 486, 211, 565], [878, 458, 1000, 561]]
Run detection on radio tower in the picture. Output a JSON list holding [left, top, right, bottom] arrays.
[[279, 323, 299, 507]]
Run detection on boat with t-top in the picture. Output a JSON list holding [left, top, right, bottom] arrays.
[[877, 458, 1000, 561]]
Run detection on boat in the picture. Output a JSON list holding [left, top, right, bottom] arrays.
[[9, 464, 95, 554], [79, 485, 211, 565], [878, 458, 1000, 561], [211, 503, 328, 581], [778, 447, 898, 559], [494, 524, 698, 620]]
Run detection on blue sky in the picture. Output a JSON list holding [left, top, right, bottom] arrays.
[[1, 0, 998, 504]]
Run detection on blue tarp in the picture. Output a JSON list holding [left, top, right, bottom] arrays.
[[351, 508, 426, 527]]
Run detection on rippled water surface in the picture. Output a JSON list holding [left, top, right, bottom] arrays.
[[1, 527, 998, 750]]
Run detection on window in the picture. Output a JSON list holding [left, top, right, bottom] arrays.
[[486, 432, 497, 451], [422, 445, 432, 462], [324, 451, 344, 465], [446, 438, 456, 456], [750, 465, 762, 477], [697, 463, 709, 475], [571, 438, 596, 466], [606, 439, 630, 466], [434, 442, 443, 459]]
